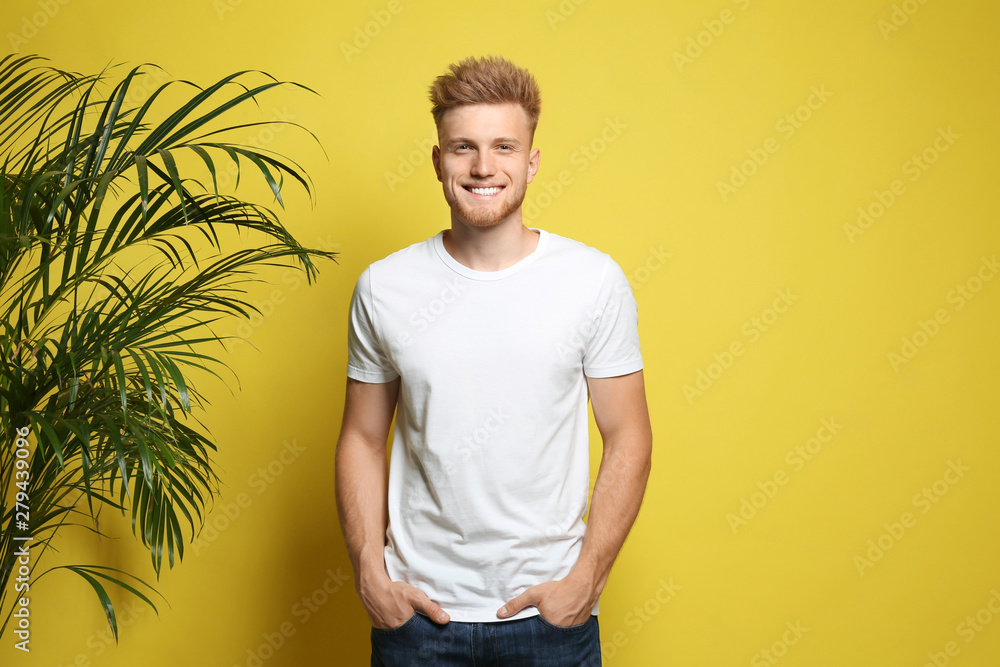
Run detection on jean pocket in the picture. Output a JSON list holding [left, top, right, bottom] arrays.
[[372, 611, 419, 634], [535, 612, 594, 632]]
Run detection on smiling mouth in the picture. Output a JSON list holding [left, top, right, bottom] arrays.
[[463, 185, 505, 197]]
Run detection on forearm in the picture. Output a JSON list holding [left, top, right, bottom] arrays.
[[335, 433, 390, 590], [571, 431, 652, 595]]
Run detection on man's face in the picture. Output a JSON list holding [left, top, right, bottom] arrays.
[[432, 103, 540, 228]]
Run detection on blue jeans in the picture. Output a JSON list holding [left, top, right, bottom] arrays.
[[370, 611, 602, 666]]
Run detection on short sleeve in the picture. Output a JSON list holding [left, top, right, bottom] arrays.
[[346, 266, 400, 383], [582, 255, 644, 378]]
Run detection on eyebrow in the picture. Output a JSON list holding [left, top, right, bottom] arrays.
[[447, 136, 522, 148]]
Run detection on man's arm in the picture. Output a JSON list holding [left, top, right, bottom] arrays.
[[498, 369, 653, 624], [573, 368, 653, 593], [335, 376, 451, 627]]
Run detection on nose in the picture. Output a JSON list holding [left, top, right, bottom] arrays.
[[471, 151, 495, 178]]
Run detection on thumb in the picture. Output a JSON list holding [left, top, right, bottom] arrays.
[[498, 585, 539, 619], [413, 591, 450, 625]]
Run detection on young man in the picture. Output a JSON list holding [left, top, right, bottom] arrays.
[[335, 55, 652, 666]]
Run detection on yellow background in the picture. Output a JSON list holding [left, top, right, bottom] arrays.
[[3, 0, 1000, 665]]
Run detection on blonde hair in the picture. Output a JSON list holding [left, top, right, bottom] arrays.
[[428, 55, 541, 140]]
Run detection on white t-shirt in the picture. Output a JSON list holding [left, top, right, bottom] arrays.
[[346, 227, 643, 622]]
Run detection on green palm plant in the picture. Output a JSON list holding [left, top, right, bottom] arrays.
[[0, 53, 336, 644]]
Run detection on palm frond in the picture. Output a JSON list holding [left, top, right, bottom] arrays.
[[0, 53, 336, 642]]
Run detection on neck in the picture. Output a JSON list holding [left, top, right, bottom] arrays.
[[442, 219, 539, 272]]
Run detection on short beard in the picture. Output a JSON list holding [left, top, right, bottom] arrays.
[[450, 180, 527, 227]]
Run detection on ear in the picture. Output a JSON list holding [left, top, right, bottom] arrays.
[[432, 144, 442, 182], [526, 147, 540, 185]]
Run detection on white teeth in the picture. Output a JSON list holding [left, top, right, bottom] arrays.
[[469, 186, 502, 195]]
